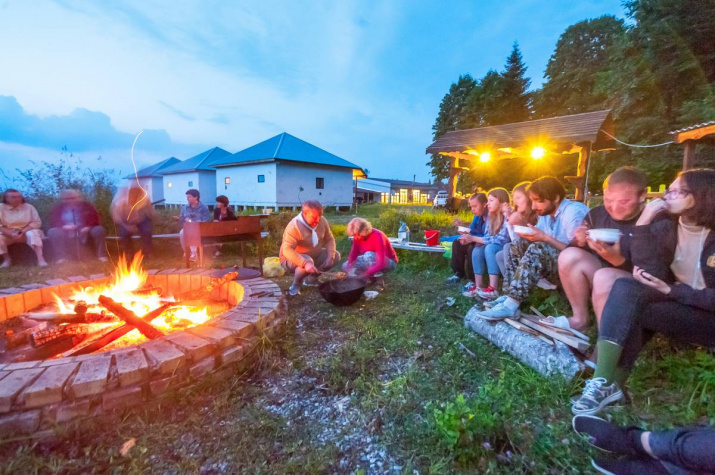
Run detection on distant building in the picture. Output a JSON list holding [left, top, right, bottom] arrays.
[[160, 147, 231, 205], [356, 178, 443, 204], [210, 133, 365, 209], [123, 157, 181, 203]]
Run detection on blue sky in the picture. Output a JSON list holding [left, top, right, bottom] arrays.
[[0, 0, 625, 184]]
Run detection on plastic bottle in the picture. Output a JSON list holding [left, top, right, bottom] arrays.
[[398, 221, 410, 244]]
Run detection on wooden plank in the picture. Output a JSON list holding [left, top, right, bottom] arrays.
[[674, 124, 715, 143], [518, 315, 590, 353]]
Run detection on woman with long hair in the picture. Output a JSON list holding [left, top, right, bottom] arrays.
[[463, 188, 511, 299], [495, 181, 538, 276], [572, 169, 715, 416]]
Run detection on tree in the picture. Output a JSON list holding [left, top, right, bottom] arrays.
[[535, 16, 627, 118], [496, 42, 532, 123], [428, 75, 478, 181]]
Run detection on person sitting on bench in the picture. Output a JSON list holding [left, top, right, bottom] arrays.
[[0, 188, 47, 267], [445, 193, 487, 287], [48, 189, 108, 263], [175, 188, 211, 261], [111, 186, 154, 258], [280, 200, 339, 296]]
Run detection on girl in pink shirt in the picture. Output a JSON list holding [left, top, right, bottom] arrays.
[[345, 218, 398, 277]]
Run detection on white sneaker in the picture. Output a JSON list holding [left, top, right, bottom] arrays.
[[0, 258, 10, 268], [476, 286, 499, 300], [189, 253, 198, 262], [484, 295, 508, 309], [37, 259, 48, 267], [462, 284, 480, 298]]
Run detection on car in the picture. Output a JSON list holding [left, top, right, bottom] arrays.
[[432, 190, 448, 208]]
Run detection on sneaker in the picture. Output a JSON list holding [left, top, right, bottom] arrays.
[[214, 250, 221, 257], [303, 275, 319, 286], [98, 256, 109, 262], [476, 286, 499, 300], [288, 284, 301, 296], [445, 274, 462, 284], [461, 281, 475, 292], [37, 259, 48, 267], [189, 253, 198, 262], [475, 302, 517, 320], [536, 277, 557, 290], [484, 295, 507, 309], [0, 258, 11, 268], [571, 378, 623, 416], [55, 258, 67, 265], [462, 284, 480, 298], [572, 415, 643, 456]]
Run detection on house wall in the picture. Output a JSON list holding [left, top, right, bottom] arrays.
[[197, 171, 217, 204], [163, 172, 203, 205], [276, 162, 353, 207], [215, 163, 278, 207]]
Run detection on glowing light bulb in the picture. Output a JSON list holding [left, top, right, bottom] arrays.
[[479, 152, 491, 163]]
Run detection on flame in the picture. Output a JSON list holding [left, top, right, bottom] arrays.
[[49, 252, 217, 349]]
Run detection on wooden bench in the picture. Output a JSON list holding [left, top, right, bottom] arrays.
[[182, 216, 264, 269], [387, 238, 445, 253]]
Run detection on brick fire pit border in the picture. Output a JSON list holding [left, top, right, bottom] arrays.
[[0, 269, 286, 439]]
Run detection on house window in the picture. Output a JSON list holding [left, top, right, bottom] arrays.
[[399, 188, 408, 204], [316, 177, 324, 189], [224, 177, 231, 184], [188, 181, 194, 187], [258, 175, 265, 183], [167, 182, 172, 188]]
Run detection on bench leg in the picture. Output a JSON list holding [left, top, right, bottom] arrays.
[[185, 244, 190, 268], [257, 237, 263, 275], [240, 242, 246, 268], [198, 245, 204, 268]]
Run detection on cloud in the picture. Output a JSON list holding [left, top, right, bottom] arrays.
[[158, 100, 196, 121]]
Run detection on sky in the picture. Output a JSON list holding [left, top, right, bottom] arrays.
[[0, 0, 626, 185]]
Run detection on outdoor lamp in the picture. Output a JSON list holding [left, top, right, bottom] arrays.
[[479, 152, 491, 163], [531, 147, 546, 160]]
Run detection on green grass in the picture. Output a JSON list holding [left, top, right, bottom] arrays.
[[0, 205, 713, 473]]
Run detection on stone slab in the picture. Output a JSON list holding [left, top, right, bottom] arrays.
[[114, 349, 150, 387], [66, 276, 89, 283], [89, 274, 107, 280], [0, 410, 40, 436], [70, 357, 112, 398], [149, 374, 185, 396], [40, 358, 76, 367], [187, 325, 237, 349], [166, 332, 214, 362], [56, 399, 92, 423], [0, 287, 24, 294], [3, 361, 40, 370], [142, 340, 186, 375], [22, 363, 78, 408], [45, 278, 69, 286], [220, 345, 244, 365], [157, 268, 177, 275], [0, 368, 45, 412], [20, 283, 45, 290], [103, 387, 143, 412]]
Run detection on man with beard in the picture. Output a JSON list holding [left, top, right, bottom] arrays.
[[477, 176, 588, 320]]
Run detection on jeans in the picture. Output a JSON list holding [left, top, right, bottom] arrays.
[[281, 249, 342, 273], [495, 242, 511, 276], [599, 278, 715, 371], [118, 219, 153, 257], [649, 426, 715, 474], [450, 240, 475, 278], [471, 243, 502, 276], [48, 226, 107, 260]]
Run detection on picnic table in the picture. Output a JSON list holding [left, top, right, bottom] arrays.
[[388, 238, 445, 253]]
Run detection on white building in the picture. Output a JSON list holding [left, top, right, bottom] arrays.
[[210, 133, 365, 210], [123, 157, 180, 204], [160, 147, 231, 205]]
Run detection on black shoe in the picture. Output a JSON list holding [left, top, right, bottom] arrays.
[[591, 458, 669, 475], [572, 415, 642, 456]]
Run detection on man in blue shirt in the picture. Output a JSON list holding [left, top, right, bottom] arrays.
[[445, 193, 487, 285], [478, 176, 588, 320], [177, 188, 211, 261]]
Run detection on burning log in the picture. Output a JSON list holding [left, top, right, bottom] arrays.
[[176, 272, 238, 302], [98, 295, 166, 340], [5, 323, 48, 349], [59, 303, 172, 357], [30, 324, 108, 348], [19, 312, 86, 323]]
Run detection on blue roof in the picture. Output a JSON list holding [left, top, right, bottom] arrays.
[[160, 147, 231, 174], [210, 133, 364, 173], [123, 156, 181, 179]]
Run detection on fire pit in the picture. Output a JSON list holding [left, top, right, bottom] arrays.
[[0, 255, 285, 439]]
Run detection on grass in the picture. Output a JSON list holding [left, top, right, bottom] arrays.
[[0, 205, 713, 473]]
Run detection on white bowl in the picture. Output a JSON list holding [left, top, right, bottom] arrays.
[[513, 225, 534, 235], [587, 228, 621, 243], [457, 226, 471, 233]]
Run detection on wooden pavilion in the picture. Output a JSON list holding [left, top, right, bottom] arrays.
[[425, 110, 616, 202], [671, 121, 715, 170]]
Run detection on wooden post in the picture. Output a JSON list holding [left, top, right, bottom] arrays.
[[574, 144, 591, 202], [447, 157, 459, 199], [683, 140, 695, 170]]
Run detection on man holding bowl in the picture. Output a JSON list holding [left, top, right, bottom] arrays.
[[477, 176, 587, 320]]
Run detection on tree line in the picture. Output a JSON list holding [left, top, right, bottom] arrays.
[[430, 0, 715, 194]]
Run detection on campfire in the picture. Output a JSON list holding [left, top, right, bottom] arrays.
[[1, 253, 234, 362]]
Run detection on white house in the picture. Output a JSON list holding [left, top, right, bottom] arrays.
[[123, 157, 180, 203], [210, 133, 365, 209], [160, 147, 231, 205]]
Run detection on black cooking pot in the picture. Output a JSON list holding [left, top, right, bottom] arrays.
[[318, 277, 368, 306]]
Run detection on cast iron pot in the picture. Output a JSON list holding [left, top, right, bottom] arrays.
[[318, 277, 368, 306]]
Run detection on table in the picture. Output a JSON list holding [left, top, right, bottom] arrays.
[[388, 238, 445, 253]]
